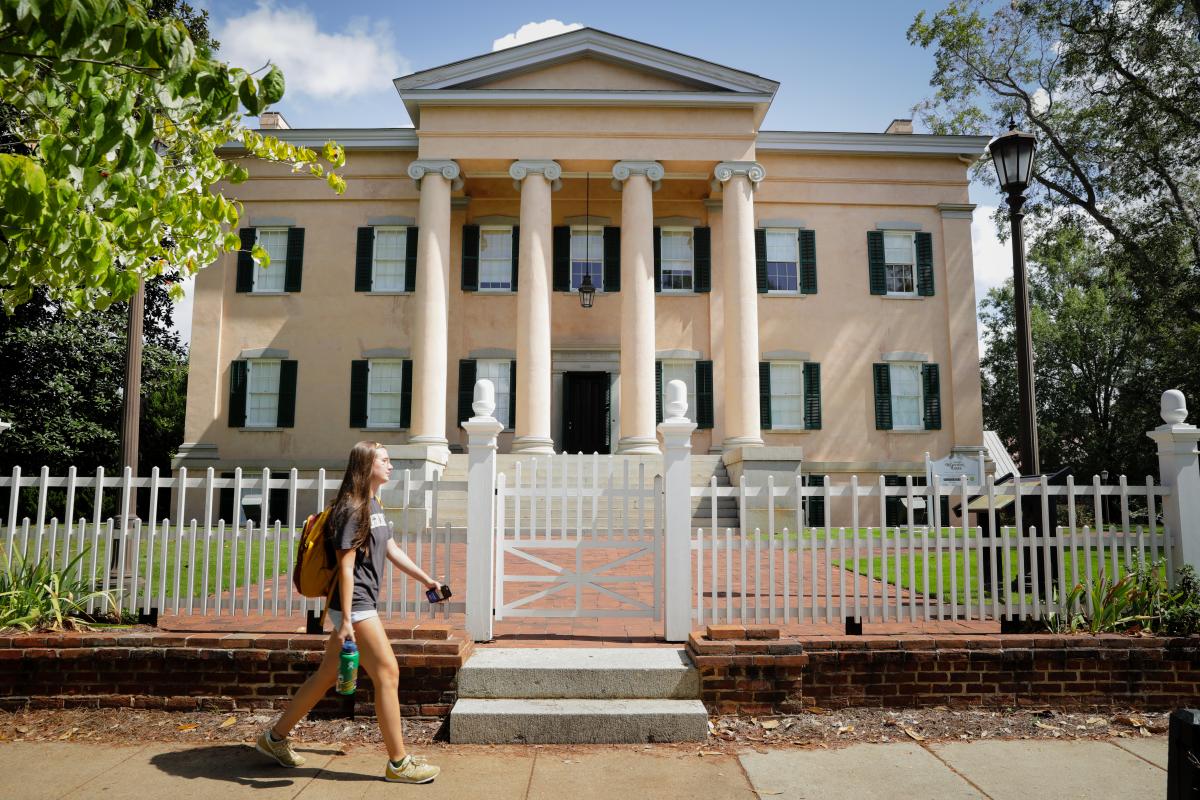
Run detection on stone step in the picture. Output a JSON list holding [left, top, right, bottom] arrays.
[[457, 647, 699, 699], [448, 698, 710, 743]]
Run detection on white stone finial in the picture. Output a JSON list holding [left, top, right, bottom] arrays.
[[666, 379, 688, 420], [1162, 389, 1188, 425], [472, 379, 496, 418]]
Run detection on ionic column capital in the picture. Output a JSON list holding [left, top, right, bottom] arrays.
[[509, 159, 562, 192], [408, 159, 463, 190], [611, 160, 664, 192], [713, 161, 766, 191]]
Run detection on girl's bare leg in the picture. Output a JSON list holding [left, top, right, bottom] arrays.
[[353, 615, 406, 761], [271, 630, 340, 738]]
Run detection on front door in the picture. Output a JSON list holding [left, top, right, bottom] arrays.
[[562, 371, 610, 454]]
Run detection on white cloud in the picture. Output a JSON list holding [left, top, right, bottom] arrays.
[[172, 274, 195, 348], [493, 19, 583, 51], [972, 204, 1012, 357], [215, 3, 406, 100]]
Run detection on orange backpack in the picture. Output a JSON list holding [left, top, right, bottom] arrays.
[[293, 508, 337, 598]]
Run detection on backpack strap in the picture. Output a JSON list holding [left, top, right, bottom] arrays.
[[318, 572, 340, 630]]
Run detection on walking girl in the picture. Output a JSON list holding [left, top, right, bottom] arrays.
[[257, 441, 441, 784]]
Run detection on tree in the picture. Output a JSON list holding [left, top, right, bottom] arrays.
[[0, 0, 346, 314]]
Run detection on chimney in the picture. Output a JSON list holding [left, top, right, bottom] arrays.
[[259, 111, 291, 130], [884, 119, 913, 135]]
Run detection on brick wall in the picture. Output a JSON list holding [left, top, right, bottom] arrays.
[[0, 627, 473, 718], [688, 627, 1200, 714]]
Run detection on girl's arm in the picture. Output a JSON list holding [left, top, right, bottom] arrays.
[[335, 547, 356, 642], [385, 539, 438, 588]]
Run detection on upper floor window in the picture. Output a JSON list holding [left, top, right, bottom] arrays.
[[884, 232, 917, 296], [254, 228, 289, 293], [570, 226, 604, 292], [479, 226, 514, 291], [372, 227, 408, 292], [659, 227, 694, 292], [766, 229, 799, 294]]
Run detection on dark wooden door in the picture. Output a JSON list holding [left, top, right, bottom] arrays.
[[562, 372, 610, 454]]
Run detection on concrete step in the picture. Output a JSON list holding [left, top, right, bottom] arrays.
[[448, 698, 710, 743], [457, 647, 698, 699]]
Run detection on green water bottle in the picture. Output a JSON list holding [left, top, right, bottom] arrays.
[[336, 641, 359, 695]]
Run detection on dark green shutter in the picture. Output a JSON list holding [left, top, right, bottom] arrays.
[[799, 229, 817, 294], [759, 361, 772, 430], [868, 231, 887, 295], [461, 225, 479, 291], [228, 360, 247, 427], [354, 227, 374, 292], [284, 228, 304, 292], [653, 227, 662, 293], [655, 361, 663, 424], [552, 226, 571, 292], [349, 360, 369, 428], [508, 360, 517, 429], [755, 228, 768, 293], [219, 472, 234, 522], [603, 226, 620, 292], [803, 362, 821, 430], [399, 359, 412, 429], [884, 475, 905, 526], [696, 360, 714, 429], [923, 363, 942, 430], [916, 231, 934, 296], [806, 475, 826, 527], [457, 359, 476, 428], [236, 228, 255, 292], [277, 360, 297, 427], [693, 227, 711, 293], [873, 363, 893, 430], [404, 226, 418, 292], [510, 226, 520, 292]]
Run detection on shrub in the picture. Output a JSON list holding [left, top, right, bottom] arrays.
[[0, 549, 119, 631], [1048, 560, 1200, 635]]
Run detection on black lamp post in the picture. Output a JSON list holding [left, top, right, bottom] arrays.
[[988, 120, 1040, 476], [578, 271, 596, 308]]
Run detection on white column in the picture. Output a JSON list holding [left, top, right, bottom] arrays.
[[714, 161, 766, 449], [1148, 390, 1200, 583], [612, 160, 664, 455], [406, 160, 461, 450], [509, 160, 561, 454], [463, 379, 503, 642], [659, 379, 697, 641]]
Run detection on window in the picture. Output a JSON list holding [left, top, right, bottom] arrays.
[[884, 232, 916, 296], [372, 227, 407, 292], [253, 228, 289, 292], [367, 360, 405, 428], [476, 359, 513, 428], [479, 226, 513, 291], [570, 227, 603, 291], [246, 360, 281, 427], [660, 228, 694, 292], [660, 360, 696, 422], [769, 362, 805, 429], [766, 229, 799, 293], [889, 363, 923, 430]]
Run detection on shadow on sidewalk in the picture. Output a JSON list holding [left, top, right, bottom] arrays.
[[149, 743, 373, 788]]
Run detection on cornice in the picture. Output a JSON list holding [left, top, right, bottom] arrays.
[[756, 130, 991, 158], [218, 128, 418, 152]]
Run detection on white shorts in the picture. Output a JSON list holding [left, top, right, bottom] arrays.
[[327, 608, 378, 629]]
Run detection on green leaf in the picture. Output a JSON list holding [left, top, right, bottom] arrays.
[[238, 75, 261, 116], [21, 159, 46, 195], [259, 66, 285, 105], [251, 243, 270, 267]]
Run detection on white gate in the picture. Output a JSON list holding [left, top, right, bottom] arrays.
[[493, 455, 663, 619]]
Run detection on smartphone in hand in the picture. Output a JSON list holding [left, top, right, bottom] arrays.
[[425, 584, 453, 603]]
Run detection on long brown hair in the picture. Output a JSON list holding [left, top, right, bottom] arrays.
[[328, 440, 381, 555]]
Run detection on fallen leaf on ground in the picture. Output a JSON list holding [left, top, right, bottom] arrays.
[[58, 728, 77, 740], [761, 720, 780, 730], [177, 724, 198, 732], [902, 727, 924, 742], [218, 716, 237, 728], [836, 725, 855, 734], [1086, 716, 1106, 725], [1034, 721, 1061, 732]]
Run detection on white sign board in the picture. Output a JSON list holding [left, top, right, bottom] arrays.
[[927, 453, 984, 485]]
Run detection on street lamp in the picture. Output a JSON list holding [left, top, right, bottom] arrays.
[[988, 119, 1040, 476], [578, 271, 596, 308]]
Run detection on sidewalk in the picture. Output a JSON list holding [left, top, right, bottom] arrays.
[[0, 736, 1166, 799]]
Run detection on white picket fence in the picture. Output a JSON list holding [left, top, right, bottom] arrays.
[[0, 466, 465, 621], [690, 473, 1175, 626]]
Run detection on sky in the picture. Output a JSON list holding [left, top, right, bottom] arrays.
[[175, 0, 1011, 350]]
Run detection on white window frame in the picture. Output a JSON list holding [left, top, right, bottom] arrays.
[[478, 225, 514, 293], [883, 231, 917, 298], [476, 359, 513, 430], [366, 359, 405, 429], [371, 226, 407, 293], [659, 226, 694, 294], [765, 229, 800, 296], [889, 362, 924, 431], [660, 359, 697, 423], [569, 225, 604, 292], [245, 359, 281, 428], [252, 227, 289, 293], [769, 361, 806, 430]]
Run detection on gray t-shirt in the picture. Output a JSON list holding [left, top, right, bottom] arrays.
[[327, 498, 390, 612]]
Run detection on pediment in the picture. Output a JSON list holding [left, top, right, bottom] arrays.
[[453, 55, 718, 92]]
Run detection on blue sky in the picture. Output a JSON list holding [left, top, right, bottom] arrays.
[[175, 1, 1010, 346]]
